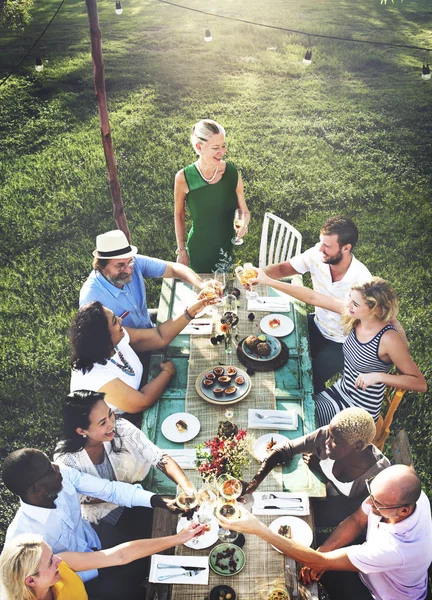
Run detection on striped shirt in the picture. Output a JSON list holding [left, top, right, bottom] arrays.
[[316, 324, 395, 426]]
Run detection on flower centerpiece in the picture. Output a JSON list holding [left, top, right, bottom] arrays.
[[196, 416, 254, 480], [220, 311, 239, 354]]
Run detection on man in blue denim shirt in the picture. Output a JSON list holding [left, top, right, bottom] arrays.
[[3, 448, 181, 598], [79, 230, 206, 329]]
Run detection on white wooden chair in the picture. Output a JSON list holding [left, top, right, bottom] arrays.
[[259, 212, 302, 268]]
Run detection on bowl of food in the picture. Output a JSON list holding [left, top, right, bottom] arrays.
[[210, 585, 236, 600]]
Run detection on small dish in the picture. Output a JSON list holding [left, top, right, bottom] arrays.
[[254, 433, 288, 462], [161, 412, 200, 443], [209, 543, 245, 576], [269, 516, 313, 553], [210, 584, 236, 600], [242, 334, 282, 362], [196, 367, 251, 405], [260, 314, 294, 338]]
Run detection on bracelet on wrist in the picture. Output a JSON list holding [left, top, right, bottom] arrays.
[[162, 368, 174, 377], [184, 307, 193, 321], [175, 245, 187, 255]]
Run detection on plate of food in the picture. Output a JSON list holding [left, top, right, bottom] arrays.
[[209, 543, 246, 576], [176, 516, 219, 549], [260, 314, 294, 338], [254, 433, 288, 462], [195, 366, 251, 405], [269, 516, 313, 553], [161, 412, 200, 443], [242, 334, 282, 362], [210, 584, 236, 600]]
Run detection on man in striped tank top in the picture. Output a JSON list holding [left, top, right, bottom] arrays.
[[264, 216, 371, 392]]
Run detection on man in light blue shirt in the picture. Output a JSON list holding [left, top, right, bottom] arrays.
[[3, 448, 178, 592], [79, 230, 206, 328]]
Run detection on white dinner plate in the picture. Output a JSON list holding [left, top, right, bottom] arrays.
[[269, 516, 313, 553], [161, 412, 200, 443], [260, 314, 294, 337], [253, 433, 288, 462], [176, 516, 219, 549]]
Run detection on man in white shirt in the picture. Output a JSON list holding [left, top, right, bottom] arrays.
[[219, 465, 432, 600], [264, 216, 371, 392], [3, 448, 186, 600]]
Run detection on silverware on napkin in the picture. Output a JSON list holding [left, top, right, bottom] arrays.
[[261, 494, 303, 502], [158, 564, 206, 570], [158, 569, 202, 581], [254, 412, 293, 421], [263, 505, 305, 511]]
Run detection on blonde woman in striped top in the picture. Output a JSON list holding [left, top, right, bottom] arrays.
[[250, 272, 426, 425]]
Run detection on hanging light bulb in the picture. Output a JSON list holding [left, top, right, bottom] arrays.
[[303, 50, 312, 65], [204, 28, 212, 43], [115, 1, 123, 14], [421, 64, 431, 80], [35, 57, 43, 72]]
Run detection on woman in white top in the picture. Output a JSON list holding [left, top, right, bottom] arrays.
[[245, 408, 391, 527], [70, 294, 213, 414], [54, 390, 193, 527]]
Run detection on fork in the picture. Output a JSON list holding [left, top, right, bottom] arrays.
[[261, 493, 303, 502], [158, 569, 202, 581], [254, 412, 293, 421]]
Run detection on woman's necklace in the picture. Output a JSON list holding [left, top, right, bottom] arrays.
[[196, 161, 218, 183], [110, 346, 135, 376]]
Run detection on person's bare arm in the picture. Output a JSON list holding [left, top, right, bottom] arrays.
[[355, 330, 427, 393], [388, 318, 408, 347], [234, 173, 250, 239], [174, 170, 189, 266], [162, 262, 204, 290], [125, 296, 212, 352], [264, 262, 300, 280], [251, 268, 344, 314], [59, 522, 206, 571], [158, 456, 194, 490]]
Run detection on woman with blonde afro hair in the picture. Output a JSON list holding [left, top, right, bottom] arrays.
[[246, 407, 390, 528]]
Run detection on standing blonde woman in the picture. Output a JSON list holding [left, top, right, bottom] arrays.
[[249, 271, 426, 426], [174, 119, 250, 273]]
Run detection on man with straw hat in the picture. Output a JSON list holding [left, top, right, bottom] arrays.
[[80, 230, 206, 329]]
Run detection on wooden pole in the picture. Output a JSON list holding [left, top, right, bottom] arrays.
[[85, 0, 131, 242]]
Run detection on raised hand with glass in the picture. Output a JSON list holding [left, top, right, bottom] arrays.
[[216, 474, 242, 542], [232, 209, 246, 245], [235, 263, 259, 300]]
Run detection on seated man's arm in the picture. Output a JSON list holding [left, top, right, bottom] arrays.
[[317, 505, 368, 553], [162, 262, 204, 289], [264, 261, 299, 279]]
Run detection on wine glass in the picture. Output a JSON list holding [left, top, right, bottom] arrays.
[[201, 278, 218, 314], [175, 484, 198, 511], [231, 209, 245, 245], [217, 474, 243, 500], [216, 474, 242, 543], [197, 481, 219, 506], [235, 263, 258, 300], [213, 269, 226, 304]]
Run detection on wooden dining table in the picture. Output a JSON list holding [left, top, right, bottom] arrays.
[[141, 275, 325, 600]]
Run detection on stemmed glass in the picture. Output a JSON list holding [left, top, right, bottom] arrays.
[[201, 278, 218, 314], [189, 482, 219, 547], [231, 209, 245, 245], [235, 263, 258, 300], [213, 269, 226, 305], [175, 484, 198, 511], [215, 474, 242, 543]]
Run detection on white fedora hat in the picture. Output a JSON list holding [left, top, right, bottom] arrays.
[[93, 230, 138, 259]]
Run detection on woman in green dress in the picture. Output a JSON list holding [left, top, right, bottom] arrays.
[[174, 119, 250, 273]]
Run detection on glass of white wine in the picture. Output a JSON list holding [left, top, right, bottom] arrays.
[[213, 269, 226, 304], [231, 209, 245, 245], [175, 484, 198, 511], [201, 278, 218, 314], [235, 263, 258, 300], [216, 499, 240, 543]]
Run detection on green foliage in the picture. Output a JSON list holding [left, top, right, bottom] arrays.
[[0, 0, 32, 30], [1, 0, 431, 548]]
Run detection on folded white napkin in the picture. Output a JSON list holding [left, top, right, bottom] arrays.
[[180, 318, 213, 335], [248, 297, 291, 312], [248, 408, 298, 431], [161, 449, 197, 469], [149, 554, 209, 585], [252, 492, 310, 516]]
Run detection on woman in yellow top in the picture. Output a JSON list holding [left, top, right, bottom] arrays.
[[0, 523, 204, 599]]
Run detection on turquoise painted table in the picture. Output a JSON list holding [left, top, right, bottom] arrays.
[[142, 276, 325, 498]]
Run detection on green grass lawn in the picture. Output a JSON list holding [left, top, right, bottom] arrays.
[[1, 0, 431, 545]]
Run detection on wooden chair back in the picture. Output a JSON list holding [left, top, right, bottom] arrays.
[[373, 387, 407, 451], [259, 212, 302, 268]]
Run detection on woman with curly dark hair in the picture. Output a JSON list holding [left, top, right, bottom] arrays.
[[70, 294, 212, 414]]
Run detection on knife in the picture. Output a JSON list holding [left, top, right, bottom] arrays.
[[157, 564, 206, 570], [262, 505, 305, 510]]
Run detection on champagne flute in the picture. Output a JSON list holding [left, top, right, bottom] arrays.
[[213, 269, 226, 304], [201, 278, 218, 314], [175, 484, 198, 511], [231, 209, 245, 245], [235, 264, 258, 300]]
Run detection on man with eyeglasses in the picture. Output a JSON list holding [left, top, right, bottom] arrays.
[[218, 465, 432, 600], [80, 230, 207, 329]]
